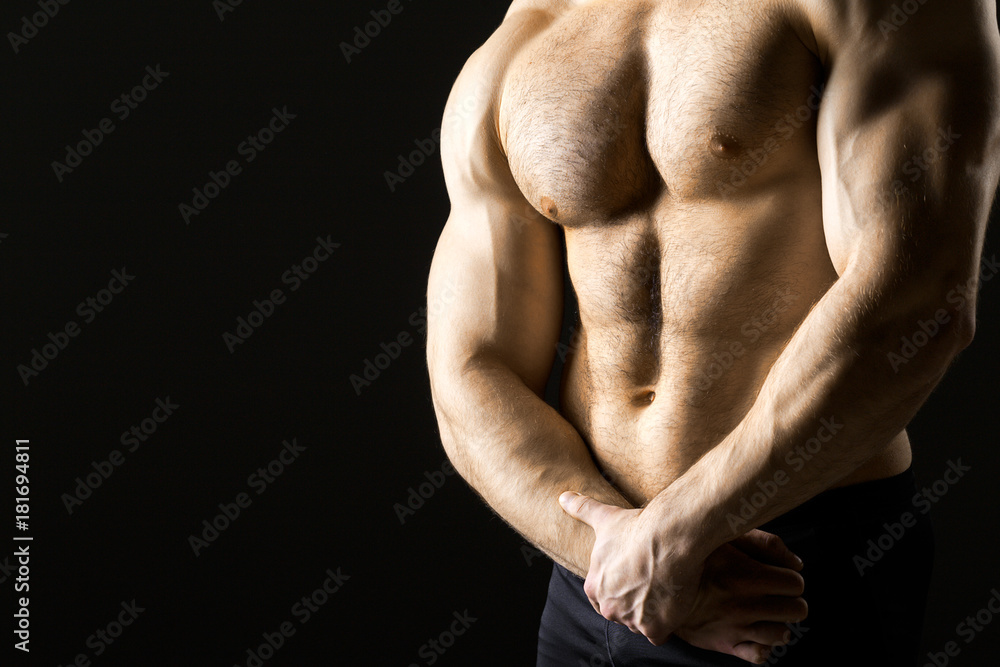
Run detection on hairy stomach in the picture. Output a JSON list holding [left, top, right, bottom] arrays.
[[560, 308, 805, 506], [556, 192, 841, 505]]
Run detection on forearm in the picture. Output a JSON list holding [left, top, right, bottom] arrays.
[[432, 356, 631, 576], [646, 271, 970, 558]]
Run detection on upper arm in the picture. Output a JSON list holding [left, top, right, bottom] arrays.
[[805, 0, 1000, 300], [427, 11, 564, 397]]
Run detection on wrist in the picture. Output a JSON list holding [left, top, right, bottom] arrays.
[[640, 492, 713, 565]]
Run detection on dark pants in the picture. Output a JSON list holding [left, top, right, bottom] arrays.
[[537, 469, 934, 666]]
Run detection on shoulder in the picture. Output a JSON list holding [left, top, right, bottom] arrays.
[[785, 0, 999, 65], [440, 2, 564, 199]]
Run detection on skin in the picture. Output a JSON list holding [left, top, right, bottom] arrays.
[[427, 0, 1000, 663]]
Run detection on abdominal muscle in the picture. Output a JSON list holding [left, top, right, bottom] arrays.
[[556, 192, 913, 509], [495, 0, 914, 508]]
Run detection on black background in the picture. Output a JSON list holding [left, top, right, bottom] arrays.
[[2, 1, 999, 665]]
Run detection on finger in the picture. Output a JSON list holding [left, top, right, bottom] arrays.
[[582, 578, 603, 617], [743, 595, 809, 624], [558, 492, 616, 528], [638, 624, 672, 646], [731, 641, 772, 664], [733, 530, 804, 571], [743, 621, 795, 647], [741, 562, 806, 597]]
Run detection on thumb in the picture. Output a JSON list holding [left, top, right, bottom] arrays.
[[733, 529, 804, 571], [559, 492, 615, 528]]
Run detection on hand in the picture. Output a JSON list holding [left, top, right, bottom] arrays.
[[559, 492, 808, 664], [675, 529, 808, 664], [558, 491, 704, 645]]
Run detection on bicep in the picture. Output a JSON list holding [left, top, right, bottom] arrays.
[[814, 0, 1000, 282], [427, 17, 565, 396], [427, 194, 564, 396]]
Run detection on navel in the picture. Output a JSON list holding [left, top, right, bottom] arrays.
[[539, 196, 559, 219], [632, 390, 656, 408], [709, 132, 743, 159]]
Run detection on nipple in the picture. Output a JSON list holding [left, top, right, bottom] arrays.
[[645, 391, 655, 404], [539, 196, 559, 219], [709, 132, 743, 159]]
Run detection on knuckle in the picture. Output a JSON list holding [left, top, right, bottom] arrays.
[[638, 622, 664, 645], [647, 632, 669, 646]]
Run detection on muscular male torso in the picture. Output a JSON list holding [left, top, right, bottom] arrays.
[[496, 0, 911, 506]]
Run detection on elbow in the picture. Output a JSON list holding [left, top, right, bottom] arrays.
[[879, 280, 977, 377], [429, 385, 472, 482], [952, 310, 976, 352], [427, 353, 478, 474]]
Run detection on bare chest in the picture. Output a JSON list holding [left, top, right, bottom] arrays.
[[498, 0, 822, 223]]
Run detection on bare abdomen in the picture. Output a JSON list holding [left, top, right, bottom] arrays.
[[557, 195, 911, 506]]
